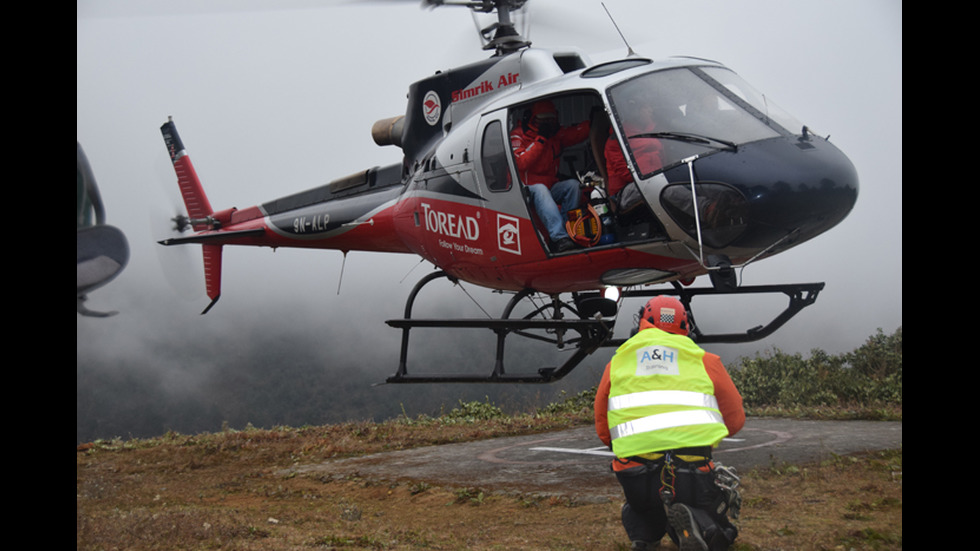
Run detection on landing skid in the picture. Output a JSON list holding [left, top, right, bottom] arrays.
[[384, 272, 824, 384], [609, 281, 825, 346], [385, 272, 614, 383]]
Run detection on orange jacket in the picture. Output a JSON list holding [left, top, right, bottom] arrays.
[[594, 320, 745, 471]]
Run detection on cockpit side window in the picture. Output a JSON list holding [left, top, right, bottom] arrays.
[[481, 120, 511, 192]]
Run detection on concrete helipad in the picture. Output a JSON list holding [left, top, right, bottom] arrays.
[[286, 418, 901, 500]]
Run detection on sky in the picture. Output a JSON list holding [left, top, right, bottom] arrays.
[[77, 0, 902, 436]]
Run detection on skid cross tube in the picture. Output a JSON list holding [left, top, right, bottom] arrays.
[[607, 282, 825, 346], [385, 272, 613, 383], [385, 273, 824, 383]]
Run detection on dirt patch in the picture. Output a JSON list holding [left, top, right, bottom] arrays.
[[77, 418, 902, 550], [283, 419, 902, 503]]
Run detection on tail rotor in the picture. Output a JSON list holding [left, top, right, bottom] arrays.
[[151, 152, 204, 302]]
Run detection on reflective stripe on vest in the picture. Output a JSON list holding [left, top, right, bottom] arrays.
[[608, 390, 719, 412], [609, 409, 725, 441]]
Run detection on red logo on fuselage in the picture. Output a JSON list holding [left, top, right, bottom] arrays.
[[496, 213, 521, 255], [422, 91, 441, 126], [451, 72, 520, 104]]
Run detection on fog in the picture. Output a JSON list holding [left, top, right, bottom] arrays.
[[77, 0, 901, 443]]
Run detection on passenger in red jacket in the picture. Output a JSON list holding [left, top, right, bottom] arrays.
[[595, 296, 744, 551], [510, 100, 590, 252], [604, 100, 663, 212]]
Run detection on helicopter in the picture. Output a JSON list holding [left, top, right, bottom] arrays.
[[157, 0, 858, 383], [78, 142, 130, 318]]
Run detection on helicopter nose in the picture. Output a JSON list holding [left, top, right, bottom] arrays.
[[661, 136, 859, 252]]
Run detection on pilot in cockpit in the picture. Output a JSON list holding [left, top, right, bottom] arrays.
[[604, 92, 665, 214]]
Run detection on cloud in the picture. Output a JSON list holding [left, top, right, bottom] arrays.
[[77, 0, 901, 442]]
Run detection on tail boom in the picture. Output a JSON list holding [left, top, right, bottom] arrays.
[[158, 117, 411, 314]]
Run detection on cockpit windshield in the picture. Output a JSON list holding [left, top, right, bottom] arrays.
[[607, 67, 805, 178]]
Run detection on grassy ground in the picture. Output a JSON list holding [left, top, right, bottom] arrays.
[[76, 411, 901, 550]]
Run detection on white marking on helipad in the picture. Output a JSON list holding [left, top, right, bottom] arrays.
[[528, 446, 615, 457], [529, 438, 744, 457]]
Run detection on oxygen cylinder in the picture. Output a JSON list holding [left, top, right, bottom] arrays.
[[590, 187, 616, 245]]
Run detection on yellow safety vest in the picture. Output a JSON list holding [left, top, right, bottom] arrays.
[[607, 327, 728, 458]]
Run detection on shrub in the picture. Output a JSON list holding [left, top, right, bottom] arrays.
[[442, 397, 505, 422], [729, 327, 902, 409]]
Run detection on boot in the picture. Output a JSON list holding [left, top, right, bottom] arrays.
[[668, 503, 707, 551]]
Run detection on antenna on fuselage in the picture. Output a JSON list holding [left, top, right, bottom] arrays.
[[602, 2, 636, 57]]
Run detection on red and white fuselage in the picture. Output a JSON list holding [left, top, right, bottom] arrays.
[[160, 47, 857, 311]]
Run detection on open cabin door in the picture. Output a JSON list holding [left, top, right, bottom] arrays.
[[475, 111, 535, 261]]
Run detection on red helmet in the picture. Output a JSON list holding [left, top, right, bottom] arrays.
[[530, 100, 558, 120], [640, 296, 689, 335]]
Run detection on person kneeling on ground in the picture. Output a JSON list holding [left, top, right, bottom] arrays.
[[594, 296, 745, 550]]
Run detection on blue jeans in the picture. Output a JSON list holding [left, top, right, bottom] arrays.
[[527, 179, 580, 241]]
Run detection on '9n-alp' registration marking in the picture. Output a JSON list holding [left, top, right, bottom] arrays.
[[293, 213, 330, 234]]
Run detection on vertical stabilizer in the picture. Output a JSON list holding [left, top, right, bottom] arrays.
[[161, 117, 214, 230], [201, 244, 222, 314], [160, 117, 222, 314]]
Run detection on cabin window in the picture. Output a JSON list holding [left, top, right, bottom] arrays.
[[508, 92, 604, 184], [481, 120, 512, 191], [608, 68, 780, 177], [696, 67, 805, 137]]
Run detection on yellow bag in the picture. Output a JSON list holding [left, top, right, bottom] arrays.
[[565, 204, 602, 247]]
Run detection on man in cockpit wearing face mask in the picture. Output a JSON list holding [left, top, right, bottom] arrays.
[[510, 100, 590, 252]]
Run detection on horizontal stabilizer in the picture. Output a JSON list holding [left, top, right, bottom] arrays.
[[157, 228, 265, 246]]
